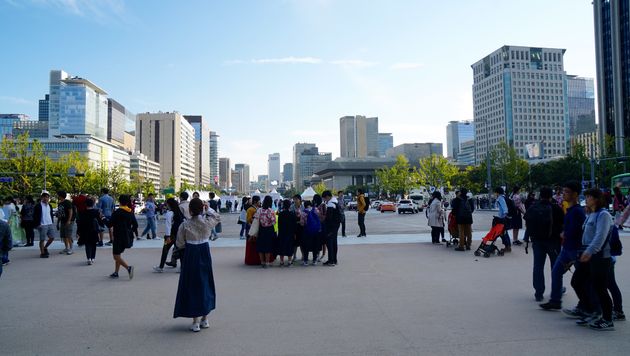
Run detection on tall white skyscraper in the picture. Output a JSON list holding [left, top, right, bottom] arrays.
[[48, 70, 69, 137], [340, 115, 379, 158], [471, 45, 568, 163], [267, 153, 281, 184], [184, 115, 211, 186]]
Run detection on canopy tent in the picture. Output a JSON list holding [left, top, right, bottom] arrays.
[[301, 187, 317, 201]]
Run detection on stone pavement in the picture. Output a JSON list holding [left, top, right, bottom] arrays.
[[1, 234, 629, 356]]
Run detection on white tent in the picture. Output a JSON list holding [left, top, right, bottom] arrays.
[[301, 187, 317, 201]]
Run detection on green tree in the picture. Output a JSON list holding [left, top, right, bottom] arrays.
[[452, 165, 485, 193], [375, 155, 414, 196], [481, 141, 529, 190], [416, 154, 458, 189], [313, 182, 327, 195], [0, 133, 45, 197]]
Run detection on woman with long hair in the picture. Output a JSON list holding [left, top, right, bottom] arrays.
[[20, 195, 35, 247], [256, 196, 277, 268], [277, 199, 296, 266], [76, 198, 102, 265], [238, 196, 250, 240], [312, 194, 326, 263], [173, 198, 220, 332], [108, 195, 138, 279]]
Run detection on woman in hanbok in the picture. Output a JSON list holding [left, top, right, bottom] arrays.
[[173, 198, 220, 332], [4, 198, 25, 247]]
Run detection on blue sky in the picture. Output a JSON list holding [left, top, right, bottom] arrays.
[[0, 0, 596, 179]]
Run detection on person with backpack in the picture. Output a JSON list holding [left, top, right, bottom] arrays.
[[524, 187, 564, 302], [76, 198, 102, 265], [565, 188, 616, 330], [322, 191, 341, 266], [154, 198, 186, 272], [108, 195, 138, 280], [256, 196, 277, 268], [540, 181, 586, 311], [356, 189, 367, 237], [452, 188, 474, 251], [301, 201, 321, 265], [510, 186, 526, 246]]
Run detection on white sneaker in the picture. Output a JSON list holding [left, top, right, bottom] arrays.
[[190, 323, 200, 332], [153, 266, 164, 273], [66, 249, 73, 255], [200, 319, 209, 329], [87, 260, 93, 265], [60, 249, 68, 254]]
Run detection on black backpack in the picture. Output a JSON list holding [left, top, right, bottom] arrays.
[[331, 202, 342, 225], [524, 201, 553, 240], [458, 197, 473, 220], [506, 195, 517, 217], [594, 211, 623, 256], [364, 196, 370, 211]]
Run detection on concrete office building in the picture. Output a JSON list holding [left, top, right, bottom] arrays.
[[314, 157, 396, 192], [340, 115, 379, 158], [130, 151, 161, 192], [293, 143, 332, 190], [231, 169, 243, 194], [234, 163, 250, 193], [456, 141, 476, 166], [38, 94, 49, 121], [386, 143, 443, 165], [219, 157, 231, 190], [136, 112, 196, 189], [378, 133, 394, 157], [268, 153, 281, 184], [446, 121, 475, 159], [184, 115, 211, 186], [471, 45, 568, 163], [594, 0, 630, 155], [209, 131, 219, 184], [108, 98, 136, 152], [566, 76, 596, 138]]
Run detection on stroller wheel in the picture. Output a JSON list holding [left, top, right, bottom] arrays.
[[474, 250, 481, 256], [498, 250, 504, 256], [483, 252, 490, 258], [446, 242, 451, 247]]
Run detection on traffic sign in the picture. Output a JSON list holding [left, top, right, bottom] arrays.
[[0, 177, 13, 183]]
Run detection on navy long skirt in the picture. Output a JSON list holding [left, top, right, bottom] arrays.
[[173, 242, 216, 318]]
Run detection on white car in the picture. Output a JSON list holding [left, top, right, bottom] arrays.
[[397, 199, 416, 214]]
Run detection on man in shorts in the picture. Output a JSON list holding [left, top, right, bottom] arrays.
[[57, 191, 75, 255], [34, 191, 55, 258]]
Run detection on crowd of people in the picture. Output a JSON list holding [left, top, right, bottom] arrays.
[[1, 182, 627, 333], [426, 181, 626, 331]]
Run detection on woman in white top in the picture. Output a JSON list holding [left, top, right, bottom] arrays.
[[173, 198, 220, 332], [427, 191, 445, 244]]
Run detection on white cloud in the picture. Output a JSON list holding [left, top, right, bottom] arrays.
[[251, 57, 322, 64], [390, 62, 424, 70], [0, 96, 33, 105], [330, 59, 378, 68]]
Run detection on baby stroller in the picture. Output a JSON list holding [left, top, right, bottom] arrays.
[[474, 217, 508, 258], [446, 211, 459, 248]]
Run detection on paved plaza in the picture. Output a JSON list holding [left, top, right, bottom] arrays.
[[1, 211, 629, 355]]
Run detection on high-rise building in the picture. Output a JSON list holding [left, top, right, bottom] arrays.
[[13, 120, 49, 138], [268, 153, 281, 184], [456, 141, 476, 166], [184, 115, 211, 186], [594, 0, 630, 155], [38, 94, 49, 121], [130, 152, 161, 192], [471, 46, 568, 163], [136, 112, 196, 189], [0, 114, 29, 138], [108, 98, 136, 152], [446, 121, 475, 159], [231, 169, 242, 193], [58, 76, 109, 140], [378, 133, 393, 157], [566, 75, 596, 139], [209, 131, 219, 185], [386, 143, 443, 164], [282, 163, 293, 184], [47, 70, 69, 137], [219, 157, 231, 190], [293, 143, 332, 190], [234, 163, 250, 193], [340, 115, 379, 158]]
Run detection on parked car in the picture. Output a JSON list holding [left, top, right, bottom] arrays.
[[379, 201, 396, 213], [347, 201, 358, 211], [397, 199, 416, 214], [371, 200, 383, 210]]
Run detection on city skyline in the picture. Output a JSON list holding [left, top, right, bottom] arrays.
[[0, 1, 597, 177]]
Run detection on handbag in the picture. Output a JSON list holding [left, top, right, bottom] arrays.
[[215, 222, 222, 233], [249, 217, 260, 238]]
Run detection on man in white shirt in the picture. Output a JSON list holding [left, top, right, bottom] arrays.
[[179, 191, 191, 220], [34, 191, 55, 258]]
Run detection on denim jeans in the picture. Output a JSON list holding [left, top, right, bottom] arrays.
[[1, 251, 8, 264], [358, 213, 366, 236], [532, 239, 560, 299], [141, 216, 156, 238], [549, 247, 578, 304]]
